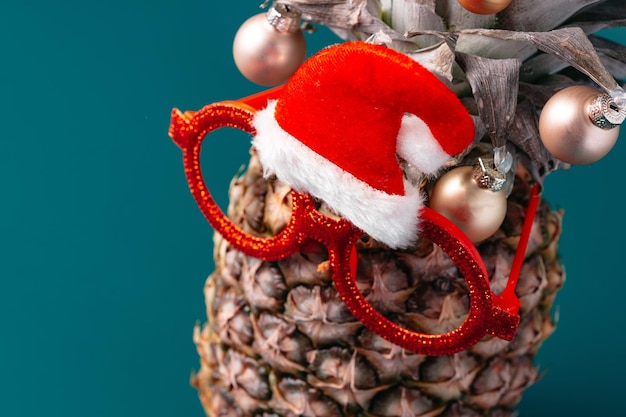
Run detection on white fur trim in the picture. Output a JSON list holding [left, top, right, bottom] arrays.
[[397, 113, 451, 175], [253, 100, 423, 249]]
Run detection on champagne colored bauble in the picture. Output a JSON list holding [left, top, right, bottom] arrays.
[[430, 166, 507, 243], [539, 86, 621, 165], [457, 0, 513, 15], [233, 13, 306, 86]]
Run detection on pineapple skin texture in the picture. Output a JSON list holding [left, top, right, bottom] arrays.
[[192, 153, 564, 417]]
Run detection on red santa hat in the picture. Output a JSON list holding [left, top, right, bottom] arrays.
[[253, 42, 474, 249]]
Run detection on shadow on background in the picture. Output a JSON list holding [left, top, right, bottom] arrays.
[[0, 2, 624, 416]]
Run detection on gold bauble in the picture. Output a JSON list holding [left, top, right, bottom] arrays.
[[457, 0, 513, 15], [233, 13, 306, 86], [430, 166, 507, 243], [538, 85, 621, 165]]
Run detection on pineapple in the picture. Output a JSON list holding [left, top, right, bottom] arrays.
[[188, 1, 625, 416]]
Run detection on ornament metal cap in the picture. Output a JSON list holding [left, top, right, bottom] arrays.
[[266, 2, 301, 34], [473, 158, 506, 192], [588, 93, 626, 130]]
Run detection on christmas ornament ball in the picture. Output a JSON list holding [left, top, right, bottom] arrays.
[[538, 85, 620, 165], [457, 0, 513, 15], [233, 13, 306, 86], [430, 166, 507, 243]]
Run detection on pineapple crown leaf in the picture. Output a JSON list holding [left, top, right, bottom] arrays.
[[271, 0, 624, 180], [455, 53, 520, 148], [276, 0, 625, 36]]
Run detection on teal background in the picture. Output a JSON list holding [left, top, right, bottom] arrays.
[[1, 1, 624, 416]]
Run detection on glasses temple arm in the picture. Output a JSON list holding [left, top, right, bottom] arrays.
[[238, 86, 284, 110], [497, 184, 541, 312]]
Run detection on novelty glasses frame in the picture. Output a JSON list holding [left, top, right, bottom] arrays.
[[169, 88, 540, 356]]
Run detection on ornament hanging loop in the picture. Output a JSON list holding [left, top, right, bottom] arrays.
[[609, 86, 626, 109]]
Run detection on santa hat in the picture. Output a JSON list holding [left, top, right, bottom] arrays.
[[253, 42, 474, 249]]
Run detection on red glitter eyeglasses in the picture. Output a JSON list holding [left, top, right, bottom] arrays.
[[169, 88, 540, 356]]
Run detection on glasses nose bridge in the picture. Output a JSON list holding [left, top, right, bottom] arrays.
[[293, 192, 363, 253]]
